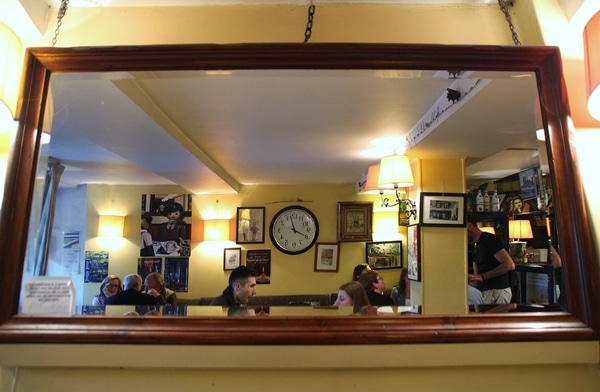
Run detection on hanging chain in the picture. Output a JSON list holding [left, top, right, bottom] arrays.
[[52, 0, 70, 47], [304, 1, 316, 43], [498, 0, 521, 46]]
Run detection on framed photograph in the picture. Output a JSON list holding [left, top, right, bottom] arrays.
[[314, 243, 340, 272], [407, 224, 421, 281], [223, 247, 242, 270], [419, 192, 466, 227], [236, 207, 265, 244], [337, 201, 373, 242], [365, 241, 402, 269], [518, 167, 537, 201]]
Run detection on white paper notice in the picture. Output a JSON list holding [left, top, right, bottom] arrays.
[[22, 277, 76, 315]]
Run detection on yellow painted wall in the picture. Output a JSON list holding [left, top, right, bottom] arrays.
[[1, 2, 599, 391], [84, 183, 406, 303]]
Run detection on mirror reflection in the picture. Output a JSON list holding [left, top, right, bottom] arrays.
[[22, 65, 560, 317]]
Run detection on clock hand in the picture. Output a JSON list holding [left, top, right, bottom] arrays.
[[290, 219, 301, 234]]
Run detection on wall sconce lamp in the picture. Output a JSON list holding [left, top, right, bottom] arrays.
[[364, 155, 417, 226], [508, 219, 533, 263], [0, 22, 23, 133], [203, 219, 230, 242], [584, 10, 600, 121], [98, 215, 125, 237]]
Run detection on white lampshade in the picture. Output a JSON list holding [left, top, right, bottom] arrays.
[[584, 11, 600, 120], [0, 22, 23, 132], [98, 215, 125, 237], [508, 219, 533, 241], [378, 155, 414, 188]]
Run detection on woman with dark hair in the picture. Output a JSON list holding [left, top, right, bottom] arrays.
[[92, 275, 122, 306], [333, 281, 370, 313], [390, 268, 410, 306]]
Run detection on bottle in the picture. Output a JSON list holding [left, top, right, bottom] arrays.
[[483, 191, 490, 212], [476, 190, 484, 212], [491, 190, 500, 212]]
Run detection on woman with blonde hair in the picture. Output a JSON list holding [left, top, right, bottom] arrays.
[[333, 281, 370, 313], [144, 272, 177, 305], [92, 275, 122, 306]]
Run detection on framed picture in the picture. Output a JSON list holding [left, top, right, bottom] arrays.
[[314, 242, 340, 272], [223, 247, 242, 270], [236, 207, 265, 244], [518, 167, 537, 201], [407, 224, 421, 281], [337, 201, 373, 242], [246, 249, 271, 284], [365, 240, 402, 269], [419, 192, 466, 227]]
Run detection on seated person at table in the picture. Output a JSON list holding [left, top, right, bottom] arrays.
[[144, 272, 177, 305], [92, 275, 122, 306], [390, 268, 410, 306], [210, 266, 257, 307], [352, 263, 371, 281], [359, 270, 394, 306], [333, 281, 370, 313], [106, 273, 157, 306]]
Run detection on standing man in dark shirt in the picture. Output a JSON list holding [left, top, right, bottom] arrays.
[[467, 217, 515, 304], [106, 273, 157, 306], [210, 266, 257, 307]]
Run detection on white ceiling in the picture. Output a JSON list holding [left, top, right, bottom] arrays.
[[41, 64, 541, 194]]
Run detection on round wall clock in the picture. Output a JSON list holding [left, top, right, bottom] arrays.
[[269, 205, 319, 255]]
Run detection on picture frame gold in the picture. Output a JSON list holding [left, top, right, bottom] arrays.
[[337, 202, 373, 242]]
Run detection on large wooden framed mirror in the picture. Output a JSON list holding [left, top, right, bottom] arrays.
[[0, 43, 598, 344]]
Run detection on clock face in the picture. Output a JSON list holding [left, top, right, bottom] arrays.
[[269, 206, 319, 255]]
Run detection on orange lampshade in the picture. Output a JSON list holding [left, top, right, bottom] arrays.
[[364, 164, 395, 194], [378, 155, 414, 188], [508, 219, 533, 241], [98, 215, 125, 237], [0, 22, 23, 132], [203, 219, 230, 241], [584, 11, 600, 120]]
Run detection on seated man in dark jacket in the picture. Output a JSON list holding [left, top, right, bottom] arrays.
[[106, 273, 156, 305], [210, 266, 257, 306]]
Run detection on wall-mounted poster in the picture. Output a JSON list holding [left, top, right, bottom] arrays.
[[84, 251, 109, 283], [141, 193, 192, 257], [164, 257, 189, 292], [137, 257, 162, 283], [246, 249, 271, 284]]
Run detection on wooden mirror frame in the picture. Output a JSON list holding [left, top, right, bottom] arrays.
[[0, 43, 598, 345]]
